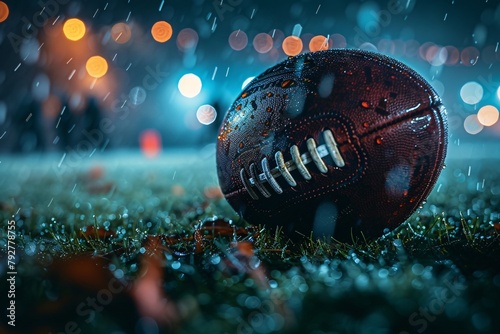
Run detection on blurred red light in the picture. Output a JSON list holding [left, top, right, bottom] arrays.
[[140, 130, 162, 158]]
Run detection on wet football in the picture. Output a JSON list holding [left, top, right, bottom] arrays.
[[216, 49, 448, 242]]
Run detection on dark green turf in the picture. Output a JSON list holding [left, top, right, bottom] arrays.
[[0, 146, 499, 334]]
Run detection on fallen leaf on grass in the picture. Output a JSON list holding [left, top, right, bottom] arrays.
[[131, 236, 180, 331]]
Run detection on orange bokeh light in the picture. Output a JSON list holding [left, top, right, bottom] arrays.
[[151, 21, 173, 43], [0, 1, 9, 23], [282, 36, 303, 56], [477, 105, 499, 127], [140, 130, 162, 158], [111, 22, 132, 44], [63, 18, 86, 41], [309, 35, 329, 52], [228, 30, 248, 51], [253, 33, 273, 54], [86, 56, 108, 78]]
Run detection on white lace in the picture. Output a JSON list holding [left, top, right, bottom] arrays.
[[239, 129, 345, 199]]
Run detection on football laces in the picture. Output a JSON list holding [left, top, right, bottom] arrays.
[[239, 129, 345, 199]]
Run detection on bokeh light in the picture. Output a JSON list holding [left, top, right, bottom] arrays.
[[463, 114, 483, 135], [151, 21, 173, 43], [426, 45, 447, 66], [196, 104, 217, 125], [497, 86, 500, 101], [63, 18, 86, 41], [359, 42, 378, 52], [444, 45, 460, 65], [405, 39, 420, 57], [477, 105, 499, 127], [461, 46, 480, 66], [431, 80, 445, 97], [393, 40, 406, 55], [330, 33, 346, 48], [111, 22, 132, 44], [20, 39, 40, 64], [253, 33, 273, 54], [86, 56, 108, 78], [242, 77, 255, 89], [473, 24, 487, 46], [177, 28, 199, 51], [460, 81, 483, 105], [418, 42, 435, 60], [378, 39, 395, 54], [178, 73, 202, 98], [32, 73, 50, 101], [282, 36, 303, 56], [309, 35, 329, 52], [140, 129, 162, 158], [0, 1, 9, 23], [229, 30, 248, 51]]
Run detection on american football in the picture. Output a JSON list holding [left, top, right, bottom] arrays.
[[217, 49, 448, 241]]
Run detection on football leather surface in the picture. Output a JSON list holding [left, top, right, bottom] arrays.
[[216, 49, 448, 242]]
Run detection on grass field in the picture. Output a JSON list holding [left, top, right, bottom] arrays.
[[1, 143, 499, 334]]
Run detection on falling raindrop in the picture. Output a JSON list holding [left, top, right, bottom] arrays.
[[129, 86, 147, 105]]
